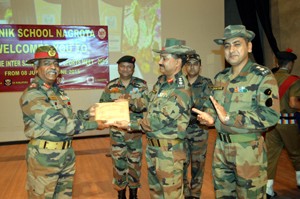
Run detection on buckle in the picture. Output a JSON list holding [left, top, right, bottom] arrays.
[[29, 139, 72, 150]]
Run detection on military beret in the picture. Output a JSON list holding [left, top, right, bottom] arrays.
[[276, 51, 297, 61], [214, 25, 255, 45], [117, 55, 136, 65]]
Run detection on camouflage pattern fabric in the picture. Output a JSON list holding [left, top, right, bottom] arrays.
[[213, 136, 267, 198], [19, 76, 98, 198], [146, 142, 186, 199], [26, 146, 75, 199], [129, 71, 192, 198], [99, 76, 148, 190], [130, 71, 192, 140], [183, 75, 213, 198], [266, 69, 300, 179], [204, 61, 280, 198]]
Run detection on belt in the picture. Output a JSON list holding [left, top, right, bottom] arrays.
[[29, 139, 72, 150], [218, 133, 260, 143], [279, 113, 297, 124], [147, 138, 181, 147]]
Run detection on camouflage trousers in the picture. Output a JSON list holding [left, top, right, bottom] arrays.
[[146, 141, 186, 199], [183, 129, 208, 198], [110, 129, 143, 190], [26, 144, 75, 199], [213, 136, 267, 199]]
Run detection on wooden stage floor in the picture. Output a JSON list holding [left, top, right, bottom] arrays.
[[0, 129, 299, 198]]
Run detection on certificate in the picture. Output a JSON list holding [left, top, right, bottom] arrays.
[[95, 101, 130, 124]]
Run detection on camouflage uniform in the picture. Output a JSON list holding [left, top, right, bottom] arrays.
[[130, 71, 192, 199], [183, 76, 212, 198], [99, 76, 148, 191], [266, 69, 300, 181], [20, 76, 98, 199], [205, 60, 280, 198]]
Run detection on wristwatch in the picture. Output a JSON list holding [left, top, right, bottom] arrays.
[[224, 114, 230, 122]]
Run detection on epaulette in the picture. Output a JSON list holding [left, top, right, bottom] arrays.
[[28, 82, 41, 91], [106, 78, 120, 87], [108, 77, 118, 84], [157, 74, 164, 82], [214, 67, 230, 79], [133, 76, 147, 84], [252, 64, 271, 76], [177, 76, 185, 88]]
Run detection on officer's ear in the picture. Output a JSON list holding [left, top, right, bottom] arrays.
[[33, 61, 39, 74], [247, 41, 253, 53]]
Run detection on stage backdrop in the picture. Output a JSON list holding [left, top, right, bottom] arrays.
[[0, 24, 109, 92]]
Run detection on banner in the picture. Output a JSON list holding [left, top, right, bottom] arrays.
[[0, 24, 109, 92]]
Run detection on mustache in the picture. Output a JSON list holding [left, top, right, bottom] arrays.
[[46, 69, 58, 74]]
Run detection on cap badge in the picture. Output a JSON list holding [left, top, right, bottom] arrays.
[[48, 48, 57, 57]]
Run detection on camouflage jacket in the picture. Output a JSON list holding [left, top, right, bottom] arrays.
[[99, 76, 148, 122], [274, 69, 300, 113], [206, 60, 280, 134], [19, 76, 98, 141], [130, 71, 192, 140], [187, 75, 213, 133]]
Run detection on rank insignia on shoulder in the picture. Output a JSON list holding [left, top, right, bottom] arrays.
[[254, 65, 271, 76], [177, 77, 185, 88]]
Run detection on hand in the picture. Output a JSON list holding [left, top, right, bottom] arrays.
[[115, 94, 131, 102], [115, 98, 128, 102], [209, 96, 228, 123], [192, 108, 215, 126], [89, 104, 99, 117], [96, 120, 109, 130], [111, 120, 130, 130]]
